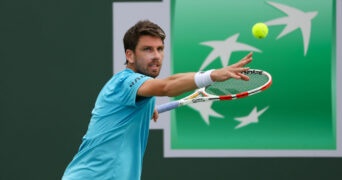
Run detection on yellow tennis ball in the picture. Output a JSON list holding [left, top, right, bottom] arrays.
[[252, 22, 269, 39]]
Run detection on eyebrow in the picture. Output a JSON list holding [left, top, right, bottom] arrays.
[[140, 44, 164, 49]]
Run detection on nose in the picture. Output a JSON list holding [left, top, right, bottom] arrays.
[[152, 49, 163, 60]]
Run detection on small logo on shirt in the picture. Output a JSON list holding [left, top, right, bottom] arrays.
[[129, 75, 145, 87]]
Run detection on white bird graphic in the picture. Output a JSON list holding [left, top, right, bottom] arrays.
[[264, 1, 318, 55], [188, 102, 224, 125], [199, 33, 261, 70], [234, 106, 269, 129]]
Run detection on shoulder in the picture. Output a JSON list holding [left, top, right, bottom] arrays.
[[109, 69, 152, 90], [122, 69, 152, 85]]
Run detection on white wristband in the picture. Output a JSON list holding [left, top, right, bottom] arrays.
[[194, 69, 215, 88]]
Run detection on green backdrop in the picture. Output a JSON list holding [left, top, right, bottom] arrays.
[[171, 0, 335, 151], [1, 0, 341, 179]]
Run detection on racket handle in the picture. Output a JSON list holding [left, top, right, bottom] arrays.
[[156, 101, 180, 113]]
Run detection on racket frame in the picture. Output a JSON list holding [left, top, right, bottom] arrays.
[[157, 69, 272, 113]]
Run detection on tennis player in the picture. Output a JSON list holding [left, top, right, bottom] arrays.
[[62, 20, 253, 180]]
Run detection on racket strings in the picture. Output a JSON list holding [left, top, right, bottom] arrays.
[[205, 74, 269, 95]]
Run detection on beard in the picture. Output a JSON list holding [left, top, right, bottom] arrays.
[[135, 62, 161, 78]]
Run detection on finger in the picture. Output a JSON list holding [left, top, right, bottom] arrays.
[[239, 52, 253, 61], [237, 72, 250, 81], [153, 111, 159, 122], [231, 56, 253, 68], [232, 67, 250, 73], [228, 71, 242, 79], [228, 67, 249, 79], [244, 52, 253, 59]]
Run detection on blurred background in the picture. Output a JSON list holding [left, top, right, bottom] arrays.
[[1, 0, 341, 179]]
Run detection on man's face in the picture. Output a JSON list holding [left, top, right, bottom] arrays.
[[127, 35, 164, 78]]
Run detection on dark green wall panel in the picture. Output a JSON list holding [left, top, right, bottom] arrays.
[[0, 0, 113, 179]]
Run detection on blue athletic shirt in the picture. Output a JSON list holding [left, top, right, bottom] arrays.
[[62, 69, 155, 180]]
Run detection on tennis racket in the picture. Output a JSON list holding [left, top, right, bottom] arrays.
[[157, 69, 272, 113]]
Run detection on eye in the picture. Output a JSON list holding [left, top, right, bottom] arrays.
[[158, 46, 164, 52], [143, 47, 152, 51]]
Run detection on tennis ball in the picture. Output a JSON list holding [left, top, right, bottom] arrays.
[[252, 22, 268, 39]]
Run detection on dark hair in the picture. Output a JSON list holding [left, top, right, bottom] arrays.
[[123, 20, 166, 64]]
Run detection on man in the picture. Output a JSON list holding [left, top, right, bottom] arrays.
[[62, 20, 252, 180]]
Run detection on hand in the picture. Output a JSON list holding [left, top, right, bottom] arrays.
[[210, 52, 253, 82], [152, 109, 159, 122]]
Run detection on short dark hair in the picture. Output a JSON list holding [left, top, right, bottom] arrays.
[[123, 20, 166, 64]]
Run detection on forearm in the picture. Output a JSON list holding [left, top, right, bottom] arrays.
[[159, 72, 198, 97], [137, 72, 198, 97]]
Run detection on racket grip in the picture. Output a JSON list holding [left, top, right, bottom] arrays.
[[156, 101, 179, 113]]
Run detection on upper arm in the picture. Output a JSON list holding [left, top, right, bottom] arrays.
[[137, 79, 167, 97]]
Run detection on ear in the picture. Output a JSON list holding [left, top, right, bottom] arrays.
[[125, 49, 134, 64]]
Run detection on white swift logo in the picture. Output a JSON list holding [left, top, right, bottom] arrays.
[[264, 1, 318, 56], [234, 106, 269, 129], [199, 33, 261, 70]]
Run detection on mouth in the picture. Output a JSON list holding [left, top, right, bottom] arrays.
[[149, 63, 160, 72]]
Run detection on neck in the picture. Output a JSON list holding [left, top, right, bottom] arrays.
[[126, 63, 136, 72]]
